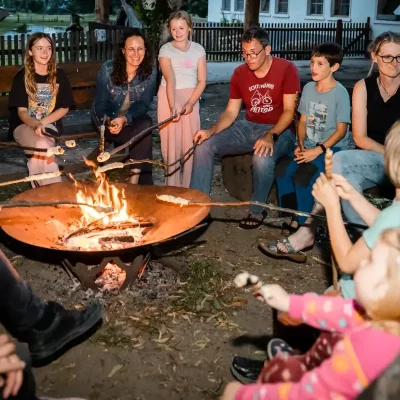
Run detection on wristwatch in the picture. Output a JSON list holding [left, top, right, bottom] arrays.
[[268, 132, 279, 142], [317, 142, 327, 153]]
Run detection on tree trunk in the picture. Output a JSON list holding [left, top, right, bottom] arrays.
[[95, 0, 112, 23], [244, 0, 260, 31]]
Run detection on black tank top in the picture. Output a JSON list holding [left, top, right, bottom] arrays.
[[365, 73, 400, 145]]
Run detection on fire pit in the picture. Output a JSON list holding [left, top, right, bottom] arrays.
[[0, 182, 210, 290]]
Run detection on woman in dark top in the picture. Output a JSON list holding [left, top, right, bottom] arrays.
[[9, 32, 74, 187], [92, 29, 157, 185], [259, 31, 400, 261]]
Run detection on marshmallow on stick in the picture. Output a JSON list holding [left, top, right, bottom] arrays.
[[0, 171, 62, 187], [97, 162, 125, 173], [65, 140, 76, 148], [46, 146, 64, 157], [325, 148, 333, 180], [234, 272, 273, 301], [156, 194, 190, 207]]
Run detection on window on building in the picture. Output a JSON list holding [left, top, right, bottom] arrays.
[[235, 0, 244, 11], [276, 0, 289, 13], [260, 0, 270, 13], [333, 0, 351, 16], [308, 0, 324, 15], [222, 0, 231, 11], [377, 0, 400, 20]]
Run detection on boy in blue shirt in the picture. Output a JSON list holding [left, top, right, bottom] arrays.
[[262, 42, 353, 260]]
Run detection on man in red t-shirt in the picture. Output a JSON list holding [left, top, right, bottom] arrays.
[[190, 26, 300, 228]]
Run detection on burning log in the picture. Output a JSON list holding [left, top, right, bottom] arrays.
[[234, 272, 273, 301]]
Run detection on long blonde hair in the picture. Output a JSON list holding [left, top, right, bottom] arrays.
[[369, 228, 400, 336], [24, 32, 57, 101], [167, 10, 193, 39], [367, 31, 400, 77]]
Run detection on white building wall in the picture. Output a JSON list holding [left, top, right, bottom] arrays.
[[207, 0, 400, 38]]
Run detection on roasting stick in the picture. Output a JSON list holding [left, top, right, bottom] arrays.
[[324, 148, 339, 291], [99, 115, 107, 155], [0, 200, 114, 213], [234, 272, 273, 301], [0, 171, 64, 187], [156, 195, 368, 230], [42, 131, 76, 148], [0, 142, 49, 153], [97, 137, 201, 174], [97, 111, 186, 163]]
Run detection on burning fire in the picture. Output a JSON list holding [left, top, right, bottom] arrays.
[[64, 159, 149, 251]]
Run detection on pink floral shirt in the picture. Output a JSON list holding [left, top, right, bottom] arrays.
[[235, 294, 400, 400]]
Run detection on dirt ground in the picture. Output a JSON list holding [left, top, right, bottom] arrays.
[[0, 83, 337, 400]]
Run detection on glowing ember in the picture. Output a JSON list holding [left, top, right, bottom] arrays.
[[95, 263, 126, 291], [63, 159, 149, 251]]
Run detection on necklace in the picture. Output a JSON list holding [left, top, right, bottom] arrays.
[[378, 77, 400, 98]]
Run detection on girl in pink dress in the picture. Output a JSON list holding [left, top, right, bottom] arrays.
[[158, 11, 207, 187]]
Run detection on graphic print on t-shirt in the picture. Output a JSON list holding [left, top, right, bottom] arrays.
[[307, 101, 327, 143], [28, 83, 59, 121], [249, 83, 274, 114]]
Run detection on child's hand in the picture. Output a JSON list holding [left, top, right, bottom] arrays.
[[256, 284, 290, 312], [220, 381, 242, 400], [332, 173, 357, 201], [312, 173, 340, 209], [294, 147, 322, 163], [182, 102, 194, 115], [170, 107, 181, 122], [293, 145, 303, 158]]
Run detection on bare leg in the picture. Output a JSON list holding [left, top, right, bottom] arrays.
[[129, 168, 141, 184], [277, 202, 324, 253]]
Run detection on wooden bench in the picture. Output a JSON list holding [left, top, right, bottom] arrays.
[[0, 61, 128, 182]]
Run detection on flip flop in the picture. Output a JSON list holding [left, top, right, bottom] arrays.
[[258, 237, 308, 263], [239, 210, 267, 230]]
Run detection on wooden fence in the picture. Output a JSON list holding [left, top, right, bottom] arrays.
[[0, 19, 370, 66]]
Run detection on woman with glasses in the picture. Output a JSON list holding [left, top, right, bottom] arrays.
[[9, 32, 74, 187], [331, 31, 400, 230], [92, 29, 157, 184]]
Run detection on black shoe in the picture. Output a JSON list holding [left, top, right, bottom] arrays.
[[267, 338, 296, 360], [230, 356, 265, 384], [26, 301, 103, 367]]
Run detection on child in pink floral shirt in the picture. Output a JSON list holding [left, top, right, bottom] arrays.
[[222, 228, 400, 400]]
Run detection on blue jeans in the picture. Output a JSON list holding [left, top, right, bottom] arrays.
[[276, 147, 341, 225], [190, 120, 295, 214], [332, 150, 391, 226], [0, 250, 45, 336]]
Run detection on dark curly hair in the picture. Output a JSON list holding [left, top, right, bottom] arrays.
[[111, 29, 153, 86]]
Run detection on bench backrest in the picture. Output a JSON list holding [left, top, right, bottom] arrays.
[[0, 61, 103, 118]]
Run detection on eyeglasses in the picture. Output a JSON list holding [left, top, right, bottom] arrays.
[[124, 47, 145, 55], [241, 48, 264, 59], [377, 54, 400, 64]]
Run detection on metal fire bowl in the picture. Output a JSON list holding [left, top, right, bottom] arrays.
[[0, 182, 211, 252]]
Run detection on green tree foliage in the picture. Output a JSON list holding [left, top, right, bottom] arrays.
[[68, 0, 95, 14], [188, 0, 207, 18], [27, 0, 45, 13]]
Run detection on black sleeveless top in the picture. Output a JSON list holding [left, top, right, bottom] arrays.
[[365, 73, 400, 145]]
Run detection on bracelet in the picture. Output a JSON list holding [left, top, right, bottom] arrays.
[[317, 143, 327, 153]]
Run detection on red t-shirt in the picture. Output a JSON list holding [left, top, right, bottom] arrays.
[[230, 57, 300, 125]]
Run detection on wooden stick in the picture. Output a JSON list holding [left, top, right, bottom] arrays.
[[0, 171, 63, 187], [325, 148, 338, 291], [155, 196, 368, 230]]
